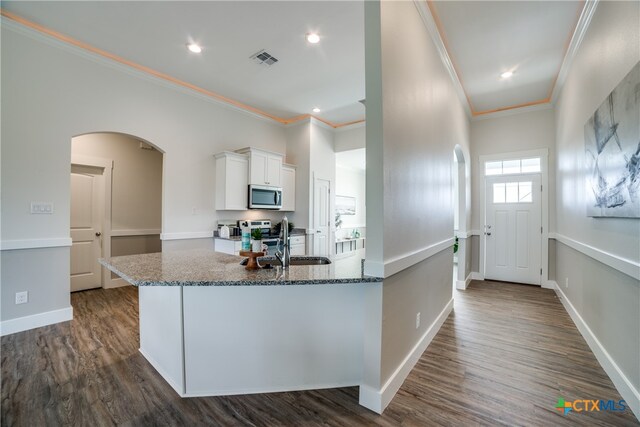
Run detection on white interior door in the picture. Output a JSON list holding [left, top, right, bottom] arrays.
[[70, 165, 104, 292], [313, 178, 330, 256], [485, 174, 541, 285]]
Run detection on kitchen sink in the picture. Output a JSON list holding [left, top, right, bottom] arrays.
[[240, 256, 331, 266]]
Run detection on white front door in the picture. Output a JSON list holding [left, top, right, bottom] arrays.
[[313, 178, 330, 256], [70, 165, 104, 292], [485, 174, 541, 285]]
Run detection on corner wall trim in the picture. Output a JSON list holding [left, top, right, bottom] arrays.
[[382, 238, 454, 278], [552, 282, 640, 419], [358, 298, 454, 414], [0, 306, 73, 336], [552, 233, 640, 281], [160, 231, 213, 241], [0, 237, 72, 251], [456, 273, 472, 290]]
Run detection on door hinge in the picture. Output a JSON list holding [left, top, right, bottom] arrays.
[[541, 185, 543, 192], [540, 268, 543, 275], [541, 226, 543, 234]]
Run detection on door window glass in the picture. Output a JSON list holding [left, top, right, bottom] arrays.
[[493, 181, 533, 204]]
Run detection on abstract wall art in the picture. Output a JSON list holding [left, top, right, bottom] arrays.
[[584, 61, 640, 218]]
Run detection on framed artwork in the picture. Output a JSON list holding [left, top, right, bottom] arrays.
[[584, 61, 640, 218], [336, 195, 356, 215]]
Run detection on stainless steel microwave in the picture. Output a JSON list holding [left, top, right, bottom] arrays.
[[249, 185, 282, 210]]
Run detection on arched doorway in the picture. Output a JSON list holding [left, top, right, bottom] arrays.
[[70, 132, 164, 291], [453, 145, 469, 291]]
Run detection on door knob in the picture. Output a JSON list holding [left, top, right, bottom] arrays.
[[95, 232, 102, 237], [485, 232, 492, 236]]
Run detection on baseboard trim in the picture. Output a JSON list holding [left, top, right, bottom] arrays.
[[183, 380, 360, 398], [553, 283, 640, 419], [0, 237, 72, 251], [358, 298, 454, 414], [0, 306, 73, 336], [541, 280, 556, 289], [105, 278, 130, 289], [456, 273, 472, 290], [160, 231, 213, 241], [470, 272, 484, 281]]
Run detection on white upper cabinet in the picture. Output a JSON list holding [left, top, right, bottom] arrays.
[[214, 152, 248, 210], [237, 148, 283, 187], [281, 164, 296, 211]]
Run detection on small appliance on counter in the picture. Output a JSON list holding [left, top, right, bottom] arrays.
[[217, 220, 241, 238]]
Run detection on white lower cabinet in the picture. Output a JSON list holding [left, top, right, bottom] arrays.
[[215, 239, 241, 256], [290, 235, 305, 256]]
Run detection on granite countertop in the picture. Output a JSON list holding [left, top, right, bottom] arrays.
[[99, 248, 381, 287]]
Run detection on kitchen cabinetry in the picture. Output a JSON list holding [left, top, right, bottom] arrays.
[[215, 152, 248, 210], [290, 235, 305, 256], [237, 148, 283, 187], [281, 164, 296, 211], [215, 238, 242, 256]]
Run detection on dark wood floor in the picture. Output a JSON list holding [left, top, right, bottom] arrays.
[[2, 281, 637, 426]]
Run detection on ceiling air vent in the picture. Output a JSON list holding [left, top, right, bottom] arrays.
[[250, 49, 279, 67]]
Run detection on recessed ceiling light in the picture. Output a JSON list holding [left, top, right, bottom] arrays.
[[306, 33, 320, 44], [312, 107, 321, 113], [500, 71, 514, 79], [187, 43, 202, 53]]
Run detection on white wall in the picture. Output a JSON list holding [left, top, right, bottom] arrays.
[[336, 164, 366, 230], [334, 124, 365, 152], [553, 0, 640, 412], [362, 0, 470, 412], [1, 25, 286, 325], [470, 108, 556, 232]]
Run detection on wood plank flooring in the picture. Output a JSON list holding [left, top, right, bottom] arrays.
[[2, 280, 638, 426]]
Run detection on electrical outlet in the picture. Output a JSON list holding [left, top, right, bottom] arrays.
[[416, 312, 421, 329], [15, 291, 28, 305], [565, 278, 569, 289]]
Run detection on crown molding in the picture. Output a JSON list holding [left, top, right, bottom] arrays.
[[0, 9, 363, 130], [413, 0, 471, 118], [472, 102, 553, 122], [551, 0, 599, 104]]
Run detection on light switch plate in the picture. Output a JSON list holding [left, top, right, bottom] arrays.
[[30, 202, 54, 214]]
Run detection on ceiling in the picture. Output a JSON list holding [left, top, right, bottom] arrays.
[[3, 1, 586, 123], [2, 1, 365, 126], [429, 1, 584, 115]]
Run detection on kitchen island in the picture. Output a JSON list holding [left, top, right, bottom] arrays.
[[100, 249, 383, 405]]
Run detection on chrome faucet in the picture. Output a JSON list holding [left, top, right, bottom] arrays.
[[275, 216, 291, 268]]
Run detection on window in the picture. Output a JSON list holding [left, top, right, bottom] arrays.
[[493, 181, 533, 204], [484, 157, 540, 176]]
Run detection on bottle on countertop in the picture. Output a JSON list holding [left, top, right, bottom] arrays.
[[241, 227, 251, 251]]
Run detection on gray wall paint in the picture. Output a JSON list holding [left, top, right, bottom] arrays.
[[334, 125, 365, 152], [548, 239, 556, 281], [111, 235, 162, 257], [555, 241, 639, 391], [553, 0, 640, 399], [366, 0, 469, 386], [1, 247, 70, 321], [381, 248, 453, 383], [470, 235, 480, 273]]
